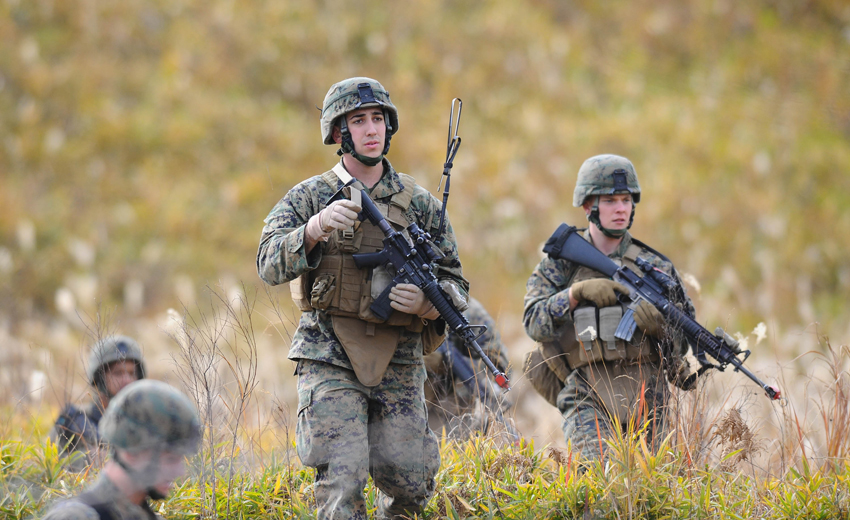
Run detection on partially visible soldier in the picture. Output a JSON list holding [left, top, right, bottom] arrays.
[[523, 154, 696, 462], [50, 336, 146, 471], [424, 297, 512, 440], [41, 379, 201, 520], [257, 77, 468, 519]]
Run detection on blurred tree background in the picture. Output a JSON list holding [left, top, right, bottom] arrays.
[[1, 0, 849, 413]]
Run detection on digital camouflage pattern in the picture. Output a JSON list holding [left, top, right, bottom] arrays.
[[320, 77, 398, 145], [572, 154, 641, 207], [86, 335, 146, 387], [49, 402, 104, 472], [257, 154, 466, 518], [256, 158, 468, 369], [41, 473, 161, 520], [296, 359, 440, 520], [424, 297, 512, 438], [99, 379, 201, 455], [524, 230, 695, 461]]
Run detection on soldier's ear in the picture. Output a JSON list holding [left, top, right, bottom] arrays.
[[332, 126, 342, 144]]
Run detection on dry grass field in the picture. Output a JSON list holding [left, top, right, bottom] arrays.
[[2, 0, 850, 517]]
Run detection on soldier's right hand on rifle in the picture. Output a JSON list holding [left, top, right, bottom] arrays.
[[569, 279, 629, 309]]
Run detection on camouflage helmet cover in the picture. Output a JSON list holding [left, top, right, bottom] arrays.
[[86, 335, 147, 386], [320, 77, 399, 145], [99, 380, 201, 455], [572, 154, 642, 207]]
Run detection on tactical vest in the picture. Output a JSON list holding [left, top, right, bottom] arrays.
[[539, 241, 661, 383], [290, 168, 422, 330], [289, 165, 432, 386]]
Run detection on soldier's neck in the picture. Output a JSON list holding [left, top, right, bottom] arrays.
[[342, 154, 383, 189], [588, 225, 623, 256]]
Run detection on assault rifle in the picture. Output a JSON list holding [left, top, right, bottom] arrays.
[[542, 224, 781, 400], [438, 337, 519, 440], [327, 184, 511, 390]]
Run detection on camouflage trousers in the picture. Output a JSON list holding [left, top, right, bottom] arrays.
[[296, 359, 440, 520], [557, 361, 670, 462]]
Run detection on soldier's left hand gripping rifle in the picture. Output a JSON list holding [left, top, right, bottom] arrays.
[[327, 98, 510, 391], [542, 224, 781, 401]]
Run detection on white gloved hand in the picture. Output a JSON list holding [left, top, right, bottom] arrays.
[[389, 283, 440, 320], [305, 199, 362, 243]]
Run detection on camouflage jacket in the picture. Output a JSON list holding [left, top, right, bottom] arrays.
[[40, 473, 161, 520], [49, 401, 103, 471], [523, 230, 695, 363], [257, 158, 469, 369]]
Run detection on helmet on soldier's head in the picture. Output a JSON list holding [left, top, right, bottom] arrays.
[[572, 154, 641, 208], [573, 154, 641, 238], [320, 77, 399, 166], [87, 335, 146, 392], [99, 380, 201, 455]]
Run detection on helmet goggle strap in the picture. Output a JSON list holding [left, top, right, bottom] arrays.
[[335, 82, 392, 166], [112, 447, 169, 501], [587, 194, 635, 238]]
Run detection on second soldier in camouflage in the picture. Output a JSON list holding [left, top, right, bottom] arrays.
[[523, 154, 697, 462]]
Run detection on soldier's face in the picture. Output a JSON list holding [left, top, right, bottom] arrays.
[[585, 194, 633, 230], [148, 451, 187, 496], [104, 360, 139, 397], [121, 449, 187, 497], [334, 108, 386, 158]]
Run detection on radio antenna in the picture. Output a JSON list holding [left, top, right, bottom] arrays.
[[436, 98, 462, 240]]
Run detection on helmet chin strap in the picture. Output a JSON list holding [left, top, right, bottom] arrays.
[[336, 110, 393, 167], [587, 195, 635, 238]]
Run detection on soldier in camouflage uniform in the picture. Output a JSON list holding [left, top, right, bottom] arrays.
[[42, 380, 201, 520], [523, 154, 696, 462], [424, 297, 513, 440], [257, 77, 469, 519], [50, 336, 146, 471]]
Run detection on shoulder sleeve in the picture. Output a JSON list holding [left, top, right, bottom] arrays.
[[50, 405, 85, 453], [523, 256, 575, 342], [256, 178, 326, 286], [41, 501, 100, 520]]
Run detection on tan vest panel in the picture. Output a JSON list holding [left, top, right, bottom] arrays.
[[291, 171, 421, 327], [541, 242, 660, 377], [289, 171, 434, 387]]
